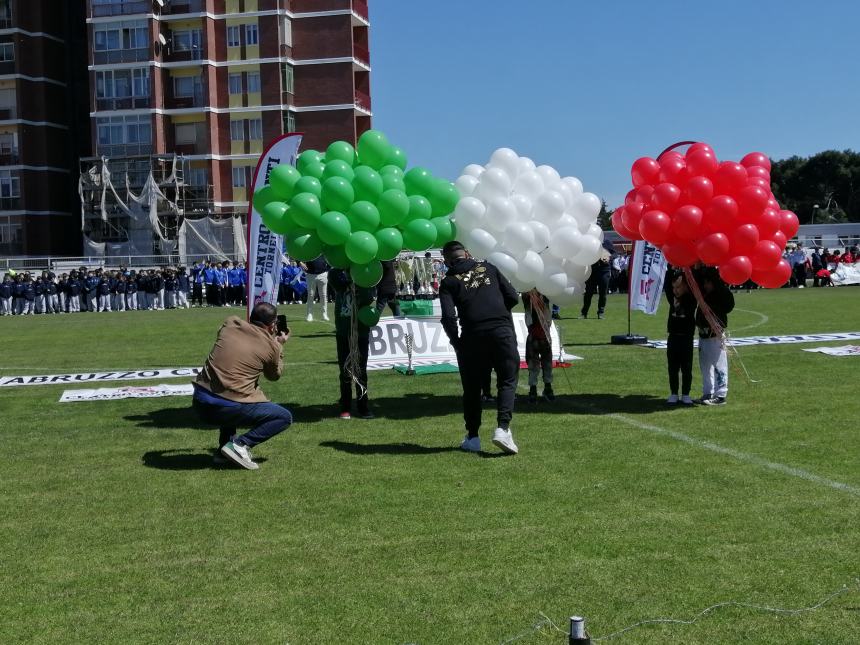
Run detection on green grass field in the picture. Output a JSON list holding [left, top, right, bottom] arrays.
[[2, 287, 860, 644]]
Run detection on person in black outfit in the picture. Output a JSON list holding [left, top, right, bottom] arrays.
[[581, 239, 615, 319], [663, 270, 696, 405], [374, 259, 401, 317], [439, 241, 520, 455]]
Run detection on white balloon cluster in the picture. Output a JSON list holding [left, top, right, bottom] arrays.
[[452, 148, 604, 305]]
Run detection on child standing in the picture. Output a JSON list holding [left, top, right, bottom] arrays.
[[664, 271, 696, 405], [523, 289, 555, 403]]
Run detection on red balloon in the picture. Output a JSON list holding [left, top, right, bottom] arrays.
[[687, 142, 715, 156], [682, 175, 714, 209], [757, 208, 780, 238], [737, 185, 770, 221], [714, 161, 748, 194], [720, 256, 753, 285], [685, 149, 719, 177], [697, 233, 731, 265], [611, 209, 637, 240], [746, 165, 770, 181], [704, 195, 739, 233], [635, 185, 655, 205], [771, 230, 787, 249], [662, 239, 698, 267], [639, 210, 672, 246], [658, 156, 687, 186], [624, 189, 638, 206], [652, 182, 682, 212], [621, 205, 644, 238], [766, 197, 780, 211], [625, 200, 645, 219], [729, 223, 760, 255], [752, 259, 790, 288], [740, 151, 771, 172], [672, 205, 703, 240], [778, 210, 799, 238], [750, 240, 782, 270], [746, 176, 771, 190], [631, 157, 661, 188]]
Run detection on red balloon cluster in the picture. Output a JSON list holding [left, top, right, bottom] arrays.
[[611, 143, 796, 288]]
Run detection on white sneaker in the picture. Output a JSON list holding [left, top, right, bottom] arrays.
[[681, 395, 694, 405], [492, 428, 518, 454], [322, 313, 330, 322], [666, 394, 679, 404], [306, 313, 313, 322], [220, 439, 259, 470], [460, 435, 481, 452]]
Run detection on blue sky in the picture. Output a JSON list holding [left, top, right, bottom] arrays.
[[369, 0, 860, 207]]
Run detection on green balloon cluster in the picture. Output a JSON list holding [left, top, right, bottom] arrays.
[[255, 130, 458, 288]]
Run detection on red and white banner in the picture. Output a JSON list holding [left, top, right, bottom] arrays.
[[246, 133, 303, 320], [629, 240, 668, 315]]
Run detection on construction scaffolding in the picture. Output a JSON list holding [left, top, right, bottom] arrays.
[[78, 154, 247, 266]]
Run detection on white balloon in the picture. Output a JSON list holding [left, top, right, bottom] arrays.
[[517, 156, 536, 174], [462, 164, 485, 179], [532, 190, 566, 224], [551, 285, 580, 307], [587, 223, 604, 240], [557, 213, 578, 230], [548, 226, 583, 260], [475, 167, 512, 201], [507, 273, 533, 293], [454, 174, 479, 198], [537, 271, 568, 298], [453, 196, 486, 232], [502, 221, 536, 259], [536, 165, 561, 189], [557, 183, 575, 210], [466, 227, 498, 258], [487, 251, 518, 278], [513, 170, 544, 200], [563, 260, 589, 283], [562, 176, 584, 196], [485, 197, 518, 232], [529, 221, 551, 250], [572, 192, 602, 223], [541, 254, 565, 276], [487, 148, 520, 181], [573, 234, 601, 265], [515, 250, 544, 284], [510, 193, 533, 220]]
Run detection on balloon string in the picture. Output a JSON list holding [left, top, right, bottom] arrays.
[[344, 282, 367, 399]]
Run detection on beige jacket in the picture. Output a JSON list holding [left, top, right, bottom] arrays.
[[195, 316, 283, 403]]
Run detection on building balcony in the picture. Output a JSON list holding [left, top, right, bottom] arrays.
[[0, 196, 22, 210], [353, 43, 369, 66], [96, 97, 150, 111], [0, 17, 12, 30], [163, 46, 204, 63], [0, 150, 19, 165], [96, 143, 153, 158], [352, 0, 368, 20], [174, 141, 209, 156], [165, 92, 206, 110], [162, 0, 207, 15], [354, 89, 371, 112], [90, 1, 152, 18], [93, 48, 151, 65], [0, 107, 17, 120]]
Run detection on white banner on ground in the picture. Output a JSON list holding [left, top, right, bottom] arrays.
[[366, 313, 579, 371], [60, 384, 194, 403], [246, 133, 303, 319], [645, 331, 860, 350], [802, 345, 860, 356], [0, 367, 201, 388], [830, 262, 860, 286], [629, 241, 668, 315]]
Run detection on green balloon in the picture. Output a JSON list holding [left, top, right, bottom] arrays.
[[381, 174, 406, 193], [403, 167, 436, 197], [287, 228, 323, 262], [323, 159, 355, 182], [357, 129, 391, 170], [304, 161, 325, 179], [348, 201, 381, 233], [345, 231, 379, 265], [261, 201, 294, 235], [377, 189, 410, 227], [326, 140, 356, 166], [253, 185, 277, 212], [402, 218, 438, 251], [352, 165, 384, 203], [321, 176, 355, 213], [351, 260, 383, 288], [297, 150, 322, 174], [317, 211, 352, 246], [269, 164, 301, 201], [406, 195, 432, 223], [357, 304, 381, 327], [430, 216, 456, 246], [323, 244, 351, 269], [375, 227, 403, 261], [379, 165, 404, 178], [290, 192, 322, 229], [429, 179, 461, 217], [385, 146, 407, 170], [293, 175, 322, 198]]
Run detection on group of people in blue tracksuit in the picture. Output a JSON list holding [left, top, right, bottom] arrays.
[[189, 259, 247, 307]]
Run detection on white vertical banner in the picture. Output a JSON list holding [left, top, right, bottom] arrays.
[[246, 133, 303, 320], [629, 240, 668, 315]]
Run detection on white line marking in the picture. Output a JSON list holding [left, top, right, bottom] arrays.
[[608, 412, 860, 497], [732, 308, 769, 333]]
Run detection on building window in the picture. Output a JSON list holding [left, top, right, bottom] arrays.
[[282, 18, 292, 47], [245, 24, 258, 46], [172, 29, 202, 53], [283, 111, 295, 134], [247, 72, 260, 93], [282, 64, 294, 94], [230, 120, 244, 141], [96, 115, 151, 148], [0, 133, 14, 154], [94, 21, 147, 51], [232, 167, 246, 188], [175, 123, 197, 145], [0, 170, 20, 197], [248, 118, 262, 140], [0, 43, 13, 62], [187, 167, 208, 187], [96, 68, 150, 99], [0, 216, 24, 256], [228, 73, 242, 95], [227, 25, 240, 47], [173, 76, 199, 98]]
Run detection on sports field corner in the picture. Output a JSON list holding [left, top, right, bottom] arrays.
[[1, 286, 860, 644]]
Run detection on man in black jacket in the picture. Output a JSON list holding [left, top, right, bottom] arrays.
[[375, 259, 401, 317], [694, 267, 734, 405], [439, 241, 520, 454]]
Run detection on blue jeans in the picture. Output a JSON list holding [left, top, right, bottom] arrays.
[[193, 398, 293, 449]]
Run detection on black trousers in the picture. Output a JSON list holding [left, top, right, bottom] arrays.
[[667, 333, 694, 395], [375, 291, 401, 317], [192, 283, 203, 305], [582, 270, 610, 316], [458, 326, 519, 436], [336, 331, 370, 412]]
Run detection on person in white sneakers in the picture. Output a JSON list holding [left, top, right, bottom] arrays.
[[302, 256, 330, 322], [663, 270, 696, 406], [439, 241, 520, 455], [694, 267, 734, 406]]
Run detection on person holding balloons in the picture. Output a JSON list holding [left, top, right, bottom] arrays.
[[694, 267, 735, 406]]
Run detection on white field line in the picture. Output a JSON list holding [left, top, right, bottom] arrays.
[[732, 308, 770, 333], [0, 361, 322, 373], [608, 412, 860, 497]]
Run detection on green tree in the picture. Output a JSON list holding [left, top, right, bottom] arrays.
[[770, 149, 860, 223], [598, 200, 614, 230]]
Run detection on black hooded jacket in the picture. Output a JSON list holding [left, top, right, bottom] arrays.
[[439, 258, 519, 342]]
